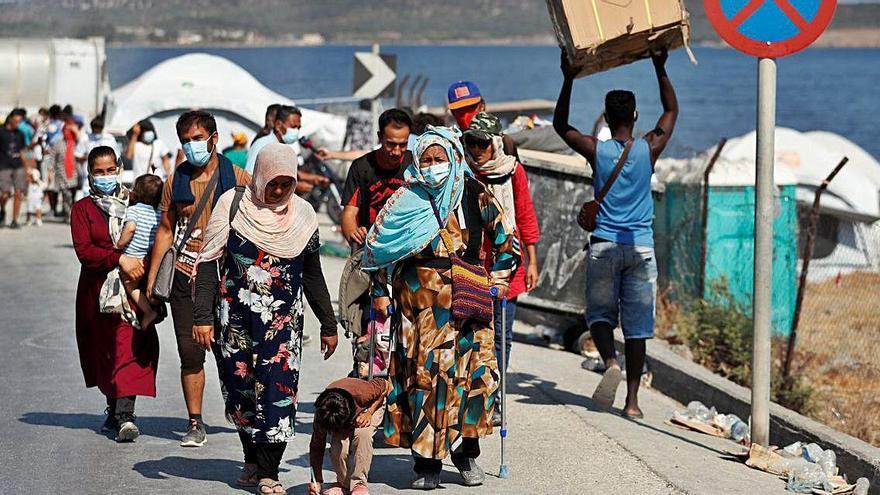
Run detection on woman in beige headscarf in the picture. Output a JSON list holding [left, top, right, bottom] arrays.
[[191, 143, 339, 494]]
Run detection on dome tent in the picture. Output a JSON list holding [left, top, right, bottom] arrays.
[[106, 53, 346, 152]]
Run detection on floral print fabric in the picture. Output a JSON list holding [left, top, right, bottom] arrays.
[[212, 228, 320, 443]]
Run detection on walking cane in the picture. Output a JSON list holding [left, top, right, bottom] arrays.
[[491, 287, 510, 479]]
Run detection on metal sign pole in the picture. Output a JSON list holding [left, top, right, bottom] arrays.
[[751, 56, 776, 447], [371, 42, 381, 145]]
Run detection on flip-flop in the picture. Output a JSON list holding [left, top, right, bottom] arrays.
[[621, 409, 645, 420], [592, 367, 623, 411], [256, 480, 283, 494]]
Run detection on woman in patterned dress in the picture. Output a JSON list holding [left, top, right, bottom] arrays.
[[191, 143, 338, 494], [362, 126, 520, 490]]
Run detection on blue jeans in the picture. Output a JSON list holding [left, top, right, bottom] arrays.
[[493, 297, 517, 372], [585, 241, 657, 339]]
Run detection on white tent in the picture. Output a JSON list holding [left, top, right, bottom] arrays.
[[656, 128, 880, 281], [106, 53, 346, 152]]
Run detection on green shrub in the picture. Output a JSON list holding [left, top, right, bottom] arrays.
[[672, 278, 814, 414]]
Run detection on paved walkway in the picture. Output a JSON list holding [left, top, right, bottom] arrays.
[[0, 219, 791, 494]]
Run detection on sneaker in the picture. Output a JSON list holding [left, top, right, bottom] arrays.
[[350, 484, 370, 495], [180, 419, 207, 447], [321, 485, 346, 495], [410, 472, 440, 490], [35, 218, 42, 227], [115, 414, 139, 442], [8, 222, 21, 230], [452, 457, 485, 487], [101, 407, 118, 433]]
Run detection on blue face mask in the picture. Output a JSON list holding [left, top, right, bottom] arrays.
[[93, 175, 118, 195], [183, 137, 214, 167], [421, 162, 450, 188], [142, 130, 156, 144], [282, 128, 299, 145]]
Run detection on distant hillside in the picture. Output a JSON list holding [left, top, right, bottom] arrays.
[[0, 0, 878, 45]]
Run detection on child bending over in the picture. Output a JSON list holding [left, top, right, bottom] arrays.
[[309, 377, 390, 495]]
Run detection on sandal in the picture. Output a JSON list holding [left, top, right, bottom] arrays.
[[237, 463, 259, 487], [257, 480, 284, 494]]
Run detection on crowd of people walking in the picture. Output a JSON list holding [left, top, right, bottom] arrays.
[[48, 48, 678, 493]]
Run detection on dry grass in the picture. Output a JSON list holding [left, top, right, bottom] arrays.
[[791, 272, 880, 446]]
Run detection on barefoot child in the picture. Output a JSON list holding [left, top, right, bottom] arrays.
[[115, 174, 163, 328], [309, 377, 390, 495]]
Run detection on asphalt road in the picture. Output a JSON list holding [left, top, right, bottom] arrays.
[[0, 217, 791, 494]]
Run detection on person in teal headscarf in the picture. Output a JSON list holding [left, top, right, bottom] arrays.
[[362, 126, 521, 490]]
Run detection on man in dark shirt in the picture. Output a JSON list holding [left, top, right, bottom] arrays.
[[0, 109, 28, 228], [340, 108, 413, 244]]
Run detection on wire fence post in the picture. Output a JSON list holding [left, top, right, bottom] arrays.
[[700, 138, 728, 298], [783, 156, 849, 379]]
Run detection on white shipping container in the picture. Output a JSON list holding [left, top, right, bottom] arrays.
[[0, 37, 109, 119]]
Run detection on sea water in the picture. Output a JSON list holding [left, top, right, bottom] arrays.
[[108, 45, 880, 160]]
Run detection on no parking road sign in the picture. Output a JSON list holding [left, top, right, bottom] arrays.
[[704, 0, 837, 58]]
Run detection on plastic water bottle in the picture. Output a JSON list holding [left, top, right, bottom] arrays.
[[686, 401, 715, 423], [802, 443, 824, 463], [786, 464, 828, 493], [854, 477, 870, 495], [817, 449, 836, 477], [730, 420, 749, 443]]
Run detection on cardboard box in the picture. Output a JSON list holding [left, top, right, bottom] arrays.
[[546, 0, 694, 77]]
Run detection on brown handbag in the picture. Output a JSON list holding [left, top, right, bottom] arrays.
[[577, 139, 634, 231]]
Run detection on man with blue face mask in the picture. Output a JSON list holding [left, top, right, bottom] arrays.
[[125, 119, 172, 181], [146, 110, 251, 448], [245, 105, 302, 174], [246, 105, 328, 195]]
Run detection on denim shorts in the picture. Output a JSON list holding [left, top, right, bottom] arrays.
[[585, 240, 658, 339]]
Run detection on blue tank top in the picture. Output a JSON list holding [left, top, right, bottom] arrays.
[[591, 138, 654, 247]]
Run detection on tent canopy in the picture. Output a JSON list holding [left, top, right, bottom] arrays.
[[656, 128, 880, 221], [106, 53, 345, 150]]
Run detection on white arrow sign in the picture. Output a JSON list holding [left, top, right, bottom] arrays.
[[353, 52, 396, 99]]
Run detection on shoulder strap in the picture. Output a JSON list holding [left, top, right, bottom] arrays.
[[428, 197, 457, 255], [229, 186, 245, 224], [595, 139, 634, 204], [173, 167, 220, 252]]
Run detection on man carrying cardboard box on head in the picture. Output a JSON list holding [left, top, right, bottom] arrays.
[[553, 48, 678, 419]]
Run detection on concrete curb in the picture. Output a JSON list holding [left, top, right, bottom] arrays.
[[642, 338, 880, 492]]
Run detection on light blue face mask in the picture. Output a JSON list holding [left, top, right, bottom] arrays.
[[421, 162, 450, 188], [92, 175, 118, 195], [183, 137, 214, 167], [142, 130, 156, 144], [282, 128, 299, 145]]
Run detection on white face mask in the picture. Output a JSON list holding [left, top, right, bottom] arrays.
[[421, 162, 450, 188]]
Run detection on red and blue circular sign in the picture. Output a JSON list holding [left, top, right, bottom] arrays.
[[704, 0, 838, 58]]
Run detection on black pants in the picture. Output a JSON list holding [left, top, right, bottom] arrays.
[[238, 432, 287, 480], [170, 269, 206, 372], [413, 438, 481, 474], [107, 396, 136, 421]]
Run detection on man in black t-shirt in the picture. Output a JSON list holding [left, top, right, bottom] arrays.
[[0, 109, 28, 228], [340, 108, 413, 246]]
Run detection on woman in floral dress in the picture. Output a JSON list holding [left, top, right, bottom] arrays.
[[192, 143, 338, 494], [362, 126, 521, 490]]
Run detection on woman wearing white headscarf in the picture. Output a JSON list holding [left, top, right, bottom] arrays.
[[362, 126, 521, 490], [192, 143, 338, 494]]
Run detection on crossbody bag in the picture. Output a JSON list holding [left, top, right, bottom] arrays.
[[577, 139, 634, 231], [151, 168, 220, 301], [428, 194, 494, 325]]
